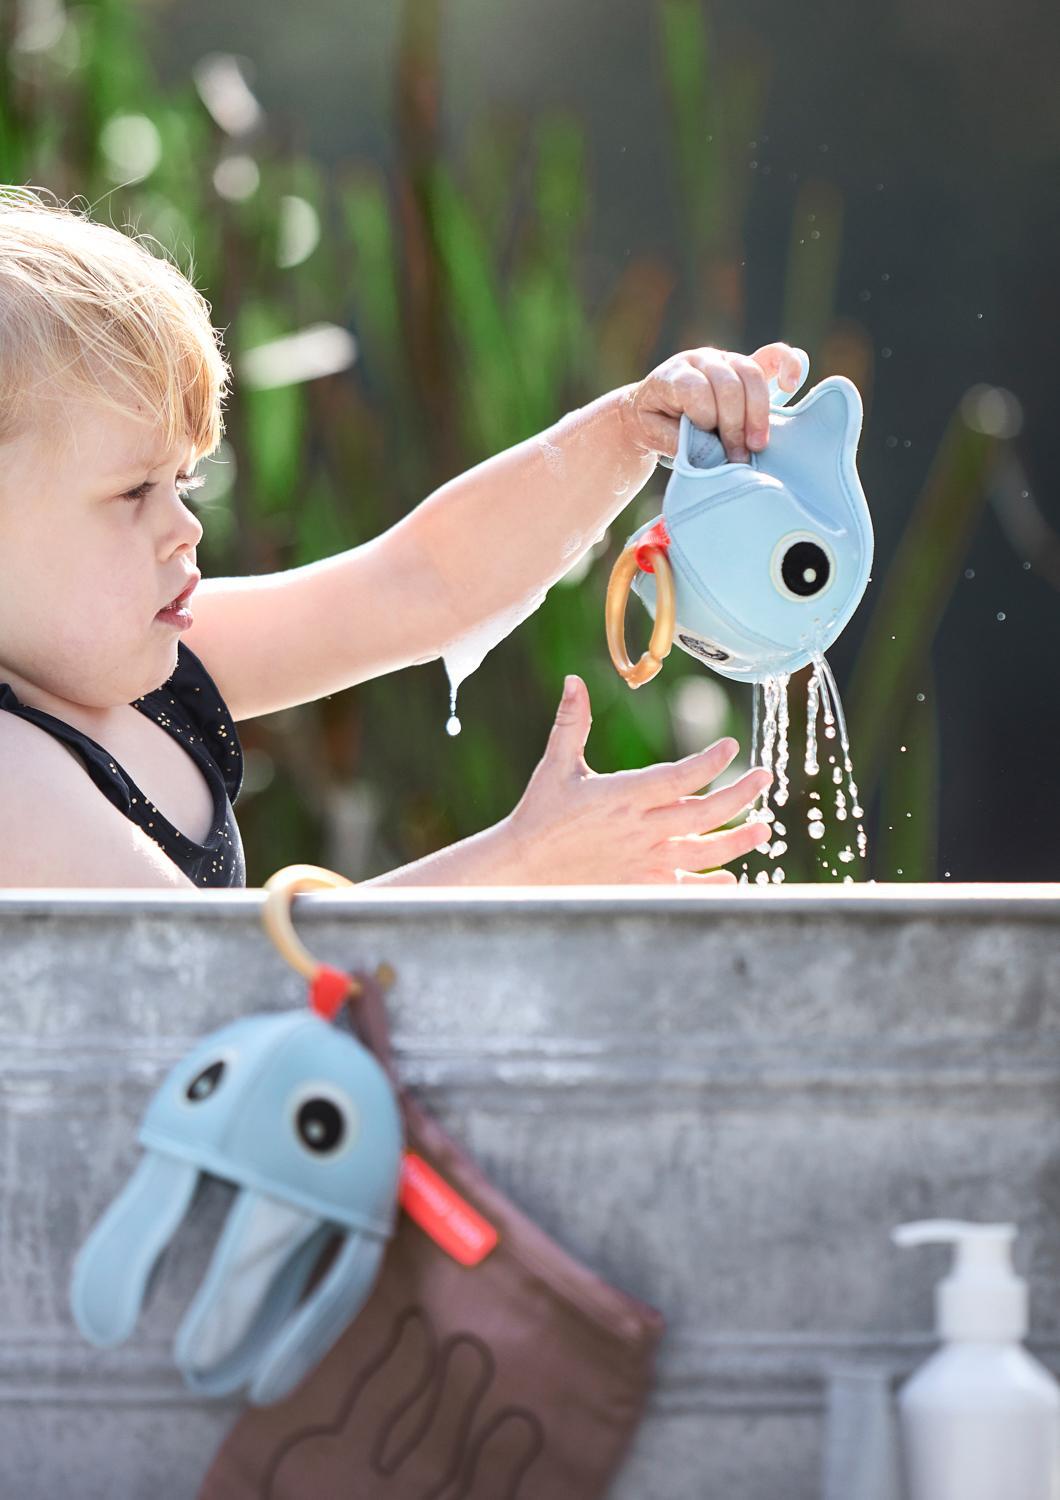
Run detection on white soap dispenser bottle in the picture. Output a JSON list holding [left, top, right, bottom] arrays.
[[893, 1219, 1060, 1500]]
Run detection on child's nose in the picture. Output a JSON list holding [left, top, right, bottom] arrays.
[[166, 490, 204, 548]]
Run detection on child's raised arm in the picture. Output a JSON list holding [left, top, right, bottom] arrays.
[[181, 342, 804, 723]]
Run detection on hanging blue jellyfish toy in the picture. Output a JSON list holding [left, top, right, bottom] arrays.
[[70, 971, 403, 1406], [605, 351, 874, 687]]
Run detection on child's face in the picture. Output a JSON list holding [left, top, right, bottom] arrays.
[[0, 392, 204, 709]]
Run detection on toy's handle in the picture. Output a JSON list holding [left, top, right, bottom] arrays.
[[605, 542, 676, 688], [768, 347, 810, 408]]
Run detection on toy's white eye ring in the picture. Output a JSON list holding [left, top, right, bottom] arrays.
[[771, 532, 835, 601], [286, 1080, 359, 1161]]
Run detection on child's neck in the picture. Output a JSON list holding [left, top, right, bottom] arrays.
[[0, 662, 137, 737]]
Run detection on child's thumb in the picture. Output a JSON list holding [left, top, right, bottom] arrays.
[[542, 674, 592, 770]]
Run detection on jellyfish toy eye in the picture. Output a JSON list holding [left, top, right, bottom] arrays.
[[295, 1097, 346, 1155], [185, 1059, 226, 1103]]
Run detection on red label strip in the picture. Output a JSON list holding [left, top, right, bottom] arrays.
[[399, 1152, 499, 1267]]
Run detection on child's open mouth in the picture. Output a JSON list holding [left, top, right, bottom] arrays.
[[155, 575, 199, 629]]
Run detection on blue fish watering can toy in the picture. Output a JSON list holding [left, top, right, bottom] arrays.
[[605, 351, 874, 687]]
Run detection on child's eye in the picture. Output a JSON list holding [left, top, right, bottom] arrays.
[[121, 472, 206, 504]]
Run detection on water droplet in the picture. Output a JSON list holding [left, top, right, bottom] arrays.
[[916, 692, 925, 702], [1022, 561, 1032, 570], [886, 436, 898, 448], [859, 290, 871, 301], [976, 312, 983, 319], [810, 229, 821, 240], [900, 745, 907, 752], [996, 611, 1006, 622], [755, 870, 770, 885], [446, 715, 462, 736], [838, 849, 855, 863], [964, 568, 975, 580], [902, 439, 912, 448], [897, 867, 904, 875], [808, 823, 825, 840], [881, 272, 891, 281], [881, 346, 892, 358]]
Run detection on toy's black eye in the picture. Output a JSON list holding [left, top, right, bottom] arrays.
[[186, 1060, 226, 1102], [781, 540, 830, 597], [678, 632, 730, 663], [296, 1098, 345, 1154]]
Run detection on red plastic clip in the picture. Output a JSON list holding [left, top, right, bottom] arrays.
[[633, 520, 671, 574], [309, 964, 356, 1021]]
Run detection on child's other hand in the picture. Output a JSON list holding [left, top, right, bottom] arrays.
[[506, 676, 772, 884], [619, 341, 807, 466]]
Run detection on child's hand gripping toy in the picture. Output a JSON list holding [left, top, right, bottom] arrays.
[[69, 974, 403, 1406], [606, 351, 874, 686]]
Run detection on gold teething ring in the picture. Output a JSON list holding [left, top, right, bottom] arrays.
[[605, 544, 677, 688], [262, 863, 357, 988]]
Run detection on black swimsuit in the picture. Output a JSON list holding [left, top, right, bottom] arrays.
[[0, 641, 246, 887]]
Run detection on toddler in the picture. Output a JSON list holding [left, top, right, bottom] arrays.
[[0, 185, 800, 889]]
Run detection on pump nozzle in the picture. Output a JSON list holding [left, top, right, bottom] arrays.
[[892, 1219, 1027, 1342], [893, 1220, 1016, 1250]]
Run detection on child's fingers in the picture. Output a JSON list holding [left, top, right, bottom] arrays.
[[750, 341, 805, 393], [685, 350, 749, 461], [674, 869, 739, 885], [725, 352, 772, 451], [626, 737, 740, 806], [664, 817, 772, 870], [644, 768, 772, 838]]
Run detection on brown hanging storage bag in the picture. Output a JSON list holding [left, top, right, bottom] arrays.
[[198, 865, 663, 1500]]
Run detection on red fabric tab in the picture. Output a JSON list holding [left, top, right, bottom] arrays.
[[309, 965, 354, 1021], [400, 1152, 499, 1267], [634, 519, 671, 574]]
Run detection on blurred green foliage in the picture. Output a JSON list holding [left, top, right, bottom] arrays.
[[0, 0, 1016, 884]]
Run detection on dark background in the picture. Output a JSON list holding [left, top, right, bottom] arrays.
[[144, 0, 1059, 880]]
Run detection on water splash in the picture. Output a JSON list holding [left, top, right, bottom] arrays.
[[746, 654, 870, 878]]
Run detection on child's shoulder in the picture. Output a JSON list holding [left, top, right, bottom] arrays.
[[0, 712, 193, 888]]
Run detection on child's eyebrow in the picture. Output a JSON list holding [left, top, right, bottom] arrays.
[[103, 454, 195, 485]]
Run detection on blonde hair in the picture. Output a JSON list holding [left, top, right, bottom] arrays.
[[0, 184, 230, 460]]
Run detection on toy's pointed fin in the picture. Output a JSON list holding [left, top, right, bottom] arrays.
[[70, 1152, 200, 1347], [248, 1229, 387, 1406], [173, 1187, 331, 1396]]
